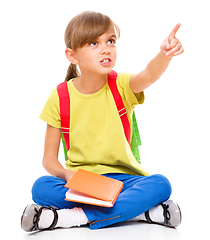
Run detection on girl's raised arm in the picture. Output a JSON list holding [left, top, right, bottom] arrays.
[[129, 24, 184, 94]]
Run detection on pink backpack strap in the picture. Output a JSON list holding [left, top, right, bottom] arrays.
[[57, 82, 70, 151], [108, 70, 131, 145]]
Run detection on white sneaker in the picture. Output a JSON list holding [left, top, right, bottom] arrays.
[[145, 200, 182, 228], [21, 204, 58, 232]]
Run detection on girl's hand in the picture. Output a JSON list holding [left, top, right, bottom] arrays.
[[161, 23, 184, 58], [64, 169, 76, 182]]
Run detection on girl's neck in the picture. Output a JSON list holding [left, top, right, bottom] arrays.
[[73, 73, 108, 95]]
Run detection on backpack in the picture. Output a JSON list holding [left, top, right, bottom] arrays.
[[57, 70, 142, 164]]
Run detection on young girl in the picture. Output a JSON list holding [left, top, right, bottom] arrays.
[[21, 11, 184, 232]]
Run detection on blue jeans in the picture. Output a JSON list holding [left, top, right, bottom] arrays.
[[32, 173, 171, 229]]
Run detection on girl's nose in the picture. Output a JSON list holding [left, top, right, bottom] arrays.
[[101, 48, 111, 55]]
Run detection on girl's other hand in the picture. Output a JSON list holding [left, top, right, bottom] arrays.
[[161, 23, 184, 58], [64, 169, 76, 182]]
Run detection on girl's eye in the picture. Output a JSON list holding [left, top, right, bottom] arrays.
[[108, 39, 116, 45], [90, 42, 98, 47]]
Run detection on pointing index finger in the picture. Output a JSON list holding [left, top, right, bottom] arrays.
[[169, 23, 181, 38]]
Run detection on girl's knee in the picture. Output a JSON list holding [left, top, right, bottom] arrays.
[[31, 175, 84, 209], [31, 176, 51, 201], [31, 175, 65, 204], [151, 174, 172, 199]]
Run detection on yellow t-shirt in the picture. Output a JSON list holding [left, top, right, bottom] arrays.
[[40, 72, 150, 176]]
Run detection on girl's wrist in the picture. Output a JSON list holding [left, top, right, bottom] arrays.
[[159, 50, 173, 61], [63, 169, 76, 182]]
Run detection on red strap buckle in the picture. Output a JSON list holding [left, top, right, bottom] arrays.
[[119, 108, 127, 117], [60, 127, 69, 134]]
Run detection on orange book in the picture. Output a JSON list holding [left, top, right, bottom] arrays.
[[64, 169, 123, 207]]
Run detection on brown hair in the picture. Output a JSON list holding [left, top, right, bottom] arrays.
[[64, 11, 120, 82]]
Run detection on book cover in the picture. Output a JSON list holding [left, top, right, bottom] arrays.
[[64, 169, 123, 207]]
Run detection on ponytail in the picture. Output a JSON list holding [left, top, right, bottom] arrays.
[[65, 63, 79, 82]]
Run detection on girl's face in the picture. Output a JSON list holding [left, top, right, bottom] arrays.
[[73, 28, 117, 76]]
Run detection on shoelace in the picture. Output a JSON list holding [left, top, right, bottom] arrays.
[[30, 206, 58, 231], [31, 207, 44, 231], [159, 203, 171, 226]]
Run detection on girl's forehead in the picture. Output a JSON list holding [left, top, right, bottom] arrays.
[[97, 28, 117, 41]]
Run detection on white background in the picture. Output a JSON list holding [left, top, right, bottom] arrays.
[[1, 0, 209, 239]]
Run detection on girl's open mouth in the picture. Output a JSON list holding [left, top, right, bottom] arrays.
[[100, 58, 112, 66]]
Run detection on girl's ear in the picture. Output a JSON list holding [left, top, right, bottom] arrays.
[[65, 48, 79, 64]]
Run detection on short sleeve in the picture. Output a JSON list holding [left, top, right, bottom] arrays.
[[117, 72, 145, 108], [39, 89, 61, 128]]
